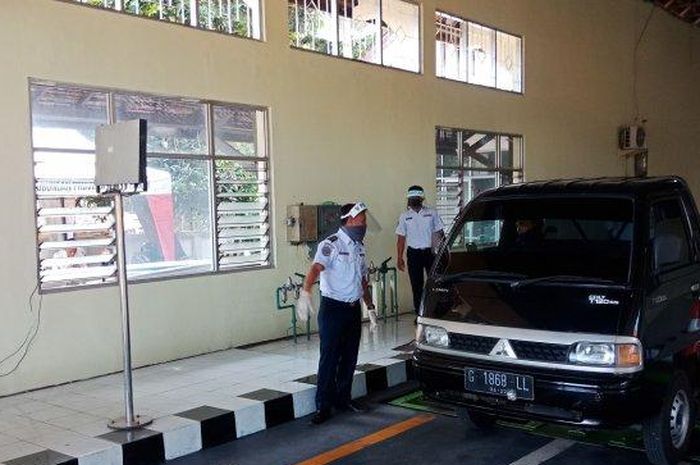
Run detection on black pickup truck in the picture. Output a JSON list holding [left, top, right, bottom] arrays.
[[415, 176, 700, 465]]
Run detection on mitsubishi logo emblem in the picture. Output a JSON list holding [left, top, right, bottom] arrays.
[[490, 339, 517, 359]]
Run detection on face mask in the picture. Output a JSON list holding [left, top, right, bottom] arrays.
[[408, 198, 423, 210], [342, 225, 367, 242]]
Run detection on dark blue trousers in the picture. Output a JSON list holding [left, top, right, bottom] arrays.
[[315, 296, 362, 412]]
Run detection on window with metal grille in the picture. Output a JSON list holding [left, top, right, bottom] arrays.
[[435, 127, 524, 240], [288, 0, 421, 73], [65, 0, 262, 40], [31, 81, 271, 291], [436, 11, 523, 93]]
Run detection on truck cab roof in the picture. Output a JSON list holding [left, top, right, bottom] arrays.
[[479, 176, 690, 200]]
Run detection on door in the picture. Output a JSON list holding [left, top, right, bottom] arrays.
[[645, 197, 700, 355]]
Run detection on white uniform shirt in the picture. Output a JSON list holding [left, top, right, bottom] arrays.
[[313, 228, 368, 303], [395, 207, 445, 249]]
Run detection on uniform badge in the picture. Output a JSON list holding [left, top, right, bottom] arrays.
[[321, 244, 332, 257]]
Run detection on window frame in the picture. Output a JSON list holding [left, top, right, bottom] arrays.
[[435, 126, 525, 240], [649, 196, 695, 276], [29, 79, 274, 294], [288, 0, 423, 75], [435, 9, 524, 95], [57, 0, 265, 42]]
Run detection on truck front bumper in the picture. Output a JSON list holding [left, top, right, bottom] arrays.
[[414, 348, 656, 428]]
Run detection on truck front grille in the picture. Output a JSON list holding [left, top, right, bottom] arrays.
[[510, 340, 570, 362], [447, 333, 571, 363], [448, 333, 499, 354]]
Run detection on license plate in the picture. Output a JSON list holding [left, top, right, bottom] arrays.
[[464, 367, 534, 400]]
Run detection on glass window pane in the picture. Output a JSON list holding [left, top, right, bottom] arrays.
[[436, 167, 461, 232], [651, 199, 691, 271], [382, 0, 420, 72], [34, 151, 96, 196], [81, 0, 117, 8], [72, 0, 260, 38], [498, 135, 524, 170], [499, 135, 514, 169], [245, 0, 262, 39], [462, 172, 497, 246], [288, 0, 337, 54], [436, 127, 460, 166], [496, 31, 522, 92], [114, 94, 208, 155], [436, 12, 466, 81], [124, 158, 213, 279], [466, 172, 496, 201], [464, 132, 496, 169], [338, 0, 381, 64], [499, 170, 524, 186], [214, 105, 266, 157], [31, 85, 108, 150], [467, 22, 496, 87], [197, 0, 259, 37]]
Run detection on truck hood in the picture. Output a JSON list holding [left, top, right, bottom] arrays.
[[422, 279, 638, 336]]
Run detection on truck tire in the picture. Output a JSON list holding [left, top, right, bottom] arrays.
[[643, 371, 696, 465]]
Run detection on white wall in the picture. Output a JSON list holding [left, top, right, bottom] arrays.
[[0, 0, 698, 396]]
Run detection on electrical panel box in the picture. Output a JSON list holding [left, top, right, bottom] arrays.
[[287, 205, 318, 244], [317, 204, 342, 241], [95, 119, 148, 194]]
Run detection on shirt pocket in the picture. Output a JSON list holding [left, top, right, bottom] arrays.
[[334, 253, 353, 272], [337, 253, 363, 278]]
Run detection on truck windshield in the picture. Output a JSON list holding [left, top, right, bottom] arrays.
[[440, 196, 634, 284]]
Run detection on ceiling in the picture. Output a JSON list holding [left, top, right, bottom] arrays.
[[651, 0, 700, 27]]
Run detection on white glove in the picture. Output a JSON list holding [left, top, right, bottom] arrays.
[[368, 309, 379, 333], [296, 290, 315, 323]]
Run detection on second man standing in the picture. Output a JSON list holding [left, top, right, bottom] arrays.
[[396, 186, 445, 319]]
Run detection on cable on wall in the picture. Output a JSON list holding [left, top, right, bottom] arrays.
[[633, 4, 657, 121], [0, 284, 43, 377]]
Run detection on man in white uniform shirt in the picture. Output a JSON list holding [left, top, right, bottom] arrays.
[[296, 202, 378, 425], [396, 186, 445, 318]]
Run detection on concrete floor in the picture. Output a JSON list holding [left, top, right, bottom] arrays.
[[172, 394, 654, 465]]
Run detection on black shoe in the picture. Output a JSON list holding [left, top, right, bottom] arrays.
[[337, 400, 368, 413], [310, 410, 332, 425]]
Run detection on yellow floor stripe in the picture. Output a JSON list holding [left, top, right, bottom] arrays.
[[295, 414, 435, 465]]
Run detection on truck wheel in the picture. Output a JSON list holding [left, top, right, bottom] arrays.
[[466, 409, 497, 430], [643, 371, 696, 465]]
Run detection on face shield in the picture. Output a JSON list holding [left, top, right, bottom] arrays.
[[341, 201, 382, 235]]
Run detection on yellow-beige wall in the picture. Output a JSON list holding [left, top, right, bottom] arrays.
[[0, 0, 698, 396]]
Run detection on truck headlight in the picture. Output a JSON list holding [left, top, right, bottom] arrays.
[[568, 342, 642, 368], [419, 324, 449, 348]]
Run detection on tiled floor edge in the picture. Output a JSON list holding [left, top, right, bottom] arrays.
[[1, 358, 415, 465]]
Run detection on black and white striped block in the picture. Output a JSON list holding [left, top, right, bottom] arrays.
[[0, 357, 414, 465], [98, 429, 165, 465]]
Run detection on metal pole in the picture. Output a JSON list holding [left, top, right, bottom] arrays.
[[109, 191, 152, 430]]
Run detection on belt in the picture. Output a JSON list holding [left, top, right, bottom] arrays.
[[321, 295, 361, 307], [408, 246, 432, 251]]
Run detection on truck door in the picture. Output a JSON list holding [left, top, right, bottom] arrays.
[[645, 197, 700, 354]]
